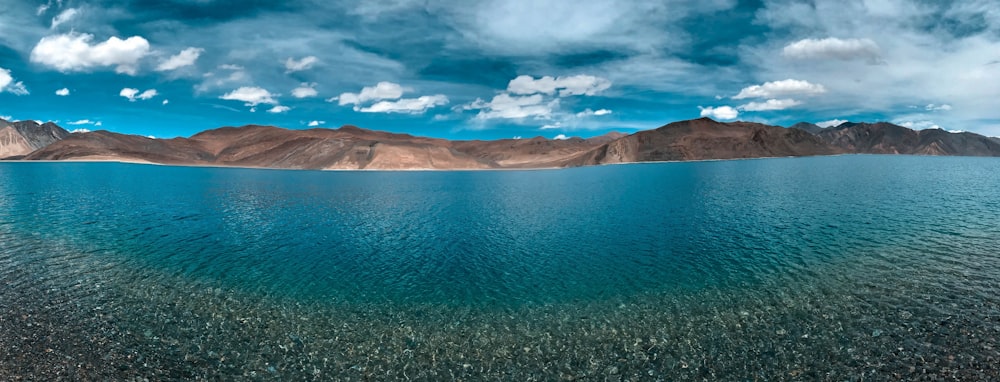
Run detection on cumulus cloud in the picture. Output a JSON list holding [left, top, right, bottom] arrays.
[[71, 128, 92, 133], [120, 88, 158, 102], [782, 37, 883, 64], [358, 95, 449, 114], [307, 120, 325, 127], [220, 86, 277, 107], [196, 64, 249, 93], [329, 81, 447, 114], [0, 68, 29, 95], [291, 83, 318, 98], [465, 93, 559, 120], [897, 120, 941, 130], [699, 106, 739, 120], [507, 75, 611, 97], [68, 119, 98, 125], [50, 8, 79, 29], [459, 74, 610, 124], [285, 56, 319, 73], [162, 99, 169, 105], [816, 119, 848, 128], [267, 105, 291, 113], [55, 87, 70, 96], [925, 104, 952, 112], [156, 47, 203, 71], [332, 82, 408, 105], [575, 108, 613, 117], [30, 32, 150, 75], [553, 134, 569, 140], [733, 79, 826, 100], [738, 98, 802, 111]]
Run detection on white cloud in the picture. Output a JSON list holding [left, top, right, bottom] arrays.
[[138, 89, 157, 100], [466, 93, 558, 120], [307, 120, 325, 127], [55, 87, 70, 96], [220, 86, 277, 106], [95, 121, 102, 126], [291, 83, 318, 98], [575, 108, 613, 117], [507, 75, 611, 97], [782, 37, 882, 63], [162, 99, 169, 105], [120, 88, 138, 101], [120, 88, 157, 101], [267, 105, 291, 113], [733, 79, 826, 100], [925, 104, 952, 112], [50, 8, 79, 29], [285, 56, 319, 73], [31, 32, 150, 75], [699, 106, 739, 120], [358, 95, 449, 114], [747, 0, 1000, 136], [540, 122, 562, 130], [0, 67, 29, 95], [0, 115, 11, 121], [816, 119, 848, 128], [333, 81, 408, 105], [156, 47, 203, 71], [196, 64, 249, 93], [738, 98, 802, 111], [70, 128, 91, 133], [553, 134, 569, 140], [68, 119, 97, 125], [898, 120, 941, 130], [37, 4, 49, 15]]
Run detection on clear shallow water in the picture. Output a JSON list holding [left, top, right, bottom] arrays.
[[2, 156, 999, 380]]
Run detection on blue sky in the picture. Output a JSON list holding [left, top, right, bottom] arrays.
[[1, 0, 999, 140]]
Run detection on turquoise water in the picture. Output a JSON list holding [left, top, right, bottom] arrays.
[[2, 156, 999, 380]]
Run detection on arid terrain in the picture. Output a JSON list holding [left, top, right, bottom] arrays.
[[4, 117, 1000, 169]]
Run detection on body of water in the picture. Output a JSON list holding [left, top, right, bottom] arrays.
[[2, 156, 999, 380]]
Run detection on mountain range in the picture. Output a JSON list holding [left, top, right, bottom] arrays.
[[2, 117, 999, 170], [0, 119, 70, 158]]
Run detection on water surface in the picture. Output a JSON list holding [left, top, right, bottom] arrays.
[[1, 156, 999, 380]]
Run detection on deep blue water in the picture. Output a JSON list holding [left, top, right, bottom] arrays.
[[2, 155, 999, 379]]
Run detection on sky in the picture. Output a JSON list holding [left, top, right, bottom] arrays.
[[1, 0, 999, 140]]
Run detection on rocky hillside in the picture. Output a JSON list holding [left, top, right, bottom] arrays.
[[0, 118, 70, 159], [15, 118, 1000, 169], [571, 118, 843, 166], [815, 122, 1000, 156]]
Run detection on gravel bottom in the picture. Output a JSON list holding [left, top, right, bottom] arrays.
[[3, 255, 999, 382]]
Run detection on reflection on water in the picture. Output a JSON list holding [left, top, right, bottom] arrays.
[[1, 156, 999, 380]]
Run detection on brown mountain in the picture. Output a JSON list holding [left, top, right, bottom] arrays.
[[788, 122, 828, 135], [0, 118, 70, 159], [17, 118, 1000, 170], [25, 125, 494, 169], [817, 122, 1000, 156], [571, 118, 843, 165]]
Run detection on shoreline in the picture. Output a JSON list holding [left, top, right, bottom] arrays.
[[0, 154, 871, 172]]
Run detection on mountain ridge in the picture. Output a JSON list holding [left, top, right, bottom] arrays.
[[0, 118, 70, 159], [8, 118, 1000, 169]]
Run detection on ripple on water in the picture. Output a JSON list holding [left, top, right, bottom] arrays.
[[1, 156, 1000, 379]]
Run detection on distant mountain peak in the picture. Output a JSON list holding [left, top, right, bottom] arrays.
[[0, 120, 70, 159]]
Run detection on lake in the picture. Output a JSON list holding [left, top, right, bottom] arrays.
[[2, 156, 999, 380]]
